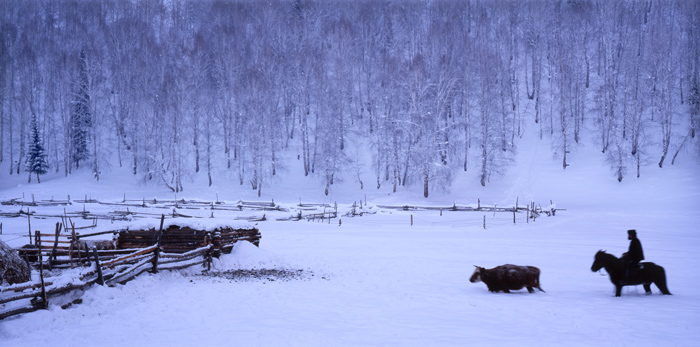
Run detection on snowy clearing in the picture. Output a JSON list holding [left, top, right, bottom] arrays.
[[1, 193, 699, 346]]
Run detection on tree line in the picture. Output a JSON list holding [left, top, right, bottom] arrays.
[[0, 0, 698, 196]]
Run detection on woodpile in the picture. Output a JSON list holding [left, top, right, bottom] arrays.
[[116, 225, 261, 254]]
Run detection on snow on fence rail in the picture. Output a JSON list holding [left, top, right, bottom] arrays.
[[1, 196, 561, 229]]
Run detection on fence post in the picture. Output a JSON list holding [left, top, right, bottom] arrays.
[[152, 214, 165, 274], [37, 232, 48, 309], [49, 223, 62, 270], [84, 242, 91, 266], [27, 214, 32, 245], [526, 205, 530, 224], [213, 231, 221, 258], [93, 247, 104, 286], [204, 232, 213, 271], [70, 223, 77, 269], [207, 239, 212, 271]]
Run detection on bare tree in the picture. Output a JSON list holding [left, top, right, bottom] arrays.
[[1, 0, 697, 193]]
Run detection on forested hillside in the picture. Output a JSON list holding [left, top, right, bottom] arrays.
[[0, 0, 698, 197]]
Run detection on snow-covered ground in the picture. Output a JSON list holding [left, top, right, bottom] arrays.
[[1, 128, 699, 346]]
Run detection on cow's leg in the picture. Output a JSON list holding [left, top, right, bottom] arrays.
[[503, 289, 510, 293], [615, 285, 623, 297], [643, 283, 652, 295], [527, 286, 535, 293]]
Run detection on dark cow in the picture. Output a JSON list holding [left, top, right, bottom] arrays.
[[469, 264, 545, 293]]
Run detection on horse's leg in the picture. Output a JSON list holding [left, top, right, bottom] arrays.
[[615, 285, 623, 297], [643, 283, 652, 295]]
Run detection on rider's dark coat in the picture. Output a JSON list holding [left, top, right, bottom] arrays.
[[627, 237, 645, 265]]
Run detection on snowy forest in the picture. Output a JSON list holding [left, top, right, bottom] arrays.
[[0, 0, 698, 197]]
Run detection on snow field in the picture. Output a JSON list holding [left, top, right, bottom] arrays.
[[3, 206, 698, 346]]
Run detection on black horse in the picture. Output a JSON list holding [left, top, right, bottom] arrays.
[[591, 250, 671, 297]]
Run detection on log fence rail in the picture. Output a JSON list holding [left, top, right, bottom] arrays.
[[2, 196, 561, 228]]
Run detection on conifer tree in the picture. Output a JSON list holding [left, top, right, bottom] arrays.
[[70, 48, 91, 169], [25, 113, 48, 183]]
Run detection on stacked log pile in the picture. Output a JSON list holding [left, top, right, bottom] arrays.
[[116, 225, 260, 254]]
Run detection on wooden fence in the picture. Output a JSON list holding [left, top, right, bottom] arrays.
[[0, 197, 287, 222], [0, 244, 213, 320], [376, 199, 561, 221], [1, 216, 260, 320], [1, 196, 561, 231]]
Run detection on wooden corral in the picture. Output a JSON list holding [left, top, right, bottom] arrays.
[[15, 220, 261, 269], [2, 219, 261, 320], [1, 243, 217, 320]]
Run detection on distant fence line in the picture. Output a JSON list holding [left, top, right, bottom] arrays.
[[1, 196, 559, 223]]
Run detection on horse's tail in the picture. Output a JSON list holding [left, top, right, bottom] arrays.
[[655, 265, 672, 295]]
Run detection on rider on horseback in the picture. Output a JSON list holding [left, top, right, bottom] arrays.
[[622, 229, 644, 283]]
